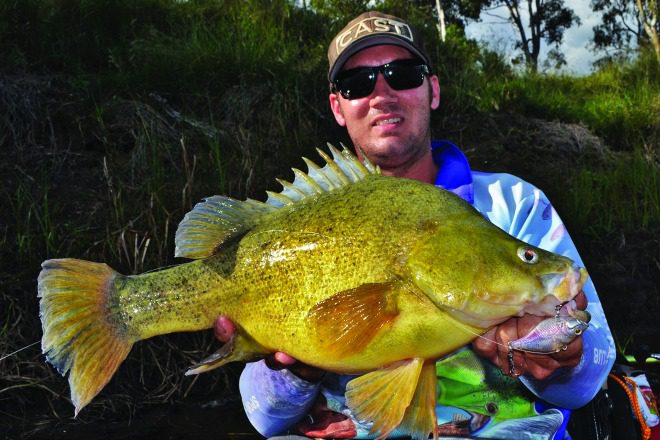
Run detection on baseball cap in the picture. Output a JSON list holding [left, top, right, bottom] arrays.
[[327, 11, 431, 82]]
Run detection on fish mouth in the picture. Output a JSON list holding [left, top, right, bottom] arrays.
[[438, 265, 589, 329], [540, 265, 588, 301], [519, 264, 588, 316]]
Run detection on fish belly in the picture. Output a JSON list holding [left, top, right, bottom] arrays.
[[236, 282, 487, 373]]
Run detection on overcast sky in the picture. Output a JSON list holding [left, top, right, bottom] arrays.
[[465, 0, 603, 75]]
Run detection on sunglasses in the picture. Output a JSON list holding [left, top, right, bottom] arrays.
[[332, 59, 430, 100]]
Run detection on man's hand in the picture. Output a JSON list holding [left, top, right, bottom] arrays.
[[214, 316, 325, 382], [472, 292, 588, 380]]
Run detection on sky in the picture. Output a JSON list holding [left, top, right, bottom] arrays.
[[465, 0, 603, 75]]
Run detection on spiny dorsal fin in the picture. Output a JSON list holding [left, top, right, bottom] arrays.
[[175, 144, 379, 259], [265, 143, 379, 208]]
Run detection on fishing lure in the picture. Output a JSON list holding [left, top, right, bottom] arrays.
[[507, 303, 590, 376]]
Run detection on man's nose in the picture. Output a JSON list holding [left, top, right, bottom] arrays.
[[370, 72, 396, 101]]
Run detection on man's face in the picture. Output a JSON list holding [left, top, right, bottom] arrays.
[[329, 45, 440, 174]]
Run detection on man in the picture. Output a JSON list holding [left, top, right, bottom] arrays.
[[215, 11, 615, 439]]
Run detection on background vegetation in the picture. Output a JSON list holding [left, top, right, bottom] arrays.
[[0, 0, 658, 437]]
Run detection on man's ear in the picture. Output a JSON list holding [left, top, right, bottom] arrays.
[[329, 93, 347, 127], [430, 75, 440, 110]]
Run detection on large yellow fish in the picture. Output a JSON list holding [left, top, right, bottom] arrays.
[[38, 145, 587, 439]]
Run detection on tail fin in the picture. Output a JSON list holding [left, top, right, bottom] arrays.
[[38, 258, 133, 416]]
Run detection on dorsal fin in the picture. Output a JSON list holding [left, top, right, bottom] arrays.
[[175, 144, 379, 259], [174, 196, 274, 259], [265, 143, 379, 208]]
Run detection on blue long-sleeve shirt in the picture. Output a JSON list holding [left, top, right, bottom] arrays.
[[238, 141, 616, 438]]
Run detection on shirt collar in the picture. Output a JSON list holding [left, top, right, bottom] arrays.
[[431, 140, 474, 204]]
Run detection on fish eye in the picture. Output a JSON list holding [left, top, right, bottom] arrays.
[[575, 328, 583, 335], [517, 247, 539, 264]]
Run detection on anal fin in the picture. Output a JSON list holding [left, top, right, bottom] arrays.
[[345, 358, 424, 439], [185, 333, 267, 375]]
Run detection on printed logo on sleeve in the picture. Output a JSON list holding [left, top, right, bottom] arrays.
[[593, 347, 610, 365]]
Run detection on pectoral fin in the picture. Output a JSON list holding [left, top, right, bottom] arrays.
[[345, 358, 424, 439], [308, 283, 398, 359], [185, 333, 267, 375], [398, 361, 439, 440]]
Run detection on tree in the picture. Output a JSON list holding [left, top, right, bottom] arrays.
[[309, 0, 372, 24], [477, 0, 580, 71], [592, 0, 660, 63], [308, 0, 581, 71], [432, 0, 488, 41], [436, 0, 448, 41]]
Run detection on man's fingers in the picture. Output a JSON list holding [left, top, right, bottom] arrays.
[[575, 291, 588, 310], [522, 337, 582, 379], [214, 315, 236, 342], [550, 337, 583, 366], [211, 318, 325, 382], [472, 328, 498, 356], [265, 353, 326, 382], [273, 351, 297, 366]]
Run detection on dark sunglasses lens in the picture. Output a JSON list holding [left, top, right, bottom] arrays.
[[336, 70, 375, 99], [384, 65, 425, 90], [335, 61, 428, 99]]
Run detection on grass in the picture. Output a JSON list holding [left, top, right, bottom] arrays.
[[489, 50, 660, 152], [8, 174, 61, 263], [568, 149, 660, 235]]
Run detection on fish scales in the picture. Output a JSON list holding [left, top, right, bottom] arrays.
[[113, 177, 467, 356], [38, 145, 588, 439], [212, 178, 477, 366]]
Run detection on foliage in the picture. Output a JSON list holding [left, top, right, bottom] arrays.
[[489, 48, 660, 151], [0, 0, 178, 73], [309, 0, 371, 24], [591, 0, 660, 63], [0, 0, 330, 96], [459, 0, 581, 71], [592, 0, 646, 50], [569, 150, 659, 234]]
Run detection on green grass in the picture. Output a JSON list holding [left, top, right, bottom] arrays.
[[7, 180, 59, 262], [488, 50, 660, 152], [567, 150, 660, 235]]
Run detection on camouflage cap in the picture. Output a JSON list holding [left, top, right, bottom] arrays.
[[327, 11, 431, 82]]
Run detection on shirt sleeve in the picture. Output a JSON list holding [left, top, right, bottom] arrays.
[[471, 172, 616, 408], [239, 360, 321, 437]]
